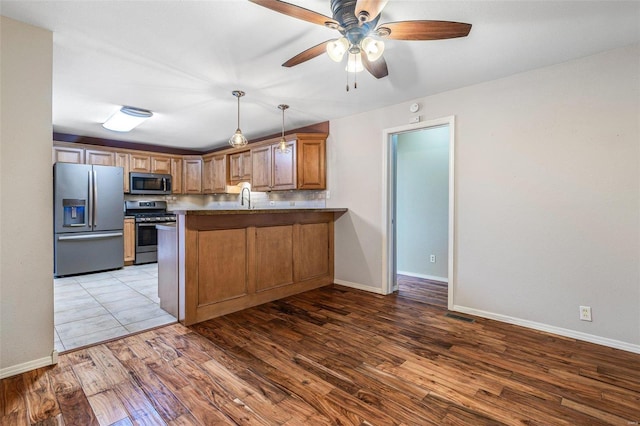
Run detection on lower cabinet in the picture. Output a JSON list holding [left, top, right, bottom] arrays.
[[124, 218, 135, 264]]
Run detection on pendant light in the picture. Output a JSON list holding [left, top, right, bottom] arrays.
[[229, 90, 248, 148], [276, 104, 290, 154]]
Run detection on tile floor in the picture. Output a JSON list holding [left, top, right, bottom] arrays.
[[54, 263, 176, 353]]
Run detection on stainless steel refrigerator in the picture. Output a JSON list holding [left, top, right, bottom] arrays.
[[54, 162, 124, 276]]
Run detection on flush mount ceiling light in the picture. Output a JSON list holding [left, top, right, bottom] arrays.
[[276, 104, 290, 154], [229, 90, 248, 148], [102, 106, 153, 132]]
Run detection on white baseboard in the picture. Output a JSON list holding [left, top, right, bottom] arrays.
[[452, 305, 640, 355], [0, 350, 58, 379], [397, 271, 448, 283], [334, 279, 388, 295]]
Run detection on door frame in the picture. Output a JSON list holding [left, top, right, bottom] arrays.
[[381, 116, 455, 310]]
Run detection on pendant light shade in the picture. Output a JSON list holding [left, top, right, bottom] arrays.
[[346, 53, 364, 73], [229, 90, 248, 148], [276, 104, 290, 154], [326, 37, 349, 62], [361, 37, 385, 62]]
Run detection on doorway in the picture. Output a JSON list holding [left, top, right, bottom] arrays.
[[382, 116, 455, 309]]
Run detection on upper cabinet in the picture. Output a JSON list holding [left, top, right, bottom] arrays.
[[52, 145, 84, 164], [251, 141, 297, 192], [52, 131, 327, 194], [130, 154, 151, 172], [183, 156, 203, 194], [171, 157, 183, 194], [229, 151, 251, 185], [85, 149, 115, 166], [296, 135, 326, 190]]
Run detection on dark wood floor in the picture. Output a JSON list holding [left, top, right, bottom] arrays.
[[2, 284, 640, 425], [397, 274, 448, 308]]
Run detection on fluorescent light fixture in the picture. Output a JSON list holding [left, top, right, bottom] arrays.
[[102, 106, 153, 132]]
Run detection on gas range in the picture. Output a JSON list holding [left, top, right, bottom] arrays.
[[125, 200, 176, 223], [132, 212, 176, 223], [124, 200, 175, 265]]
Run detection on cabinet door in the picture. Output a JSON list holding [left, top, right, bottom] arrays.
[[240, 151, 252, 181], [297, 138, 326, 189], [251, 145, 272, 191], [85, 149, 115, 166], [124, 218, 135, 263], [183, 157, 202, 194], [212, 154, 227, 193], [151, 156, 172, 174], [171, 157, 183, 194], [52, 146, 84, 164], [202, 156, 214, 194], [272, 141, 296, 190], [130, 154, 151, 172], [116, 152, 130, 193]]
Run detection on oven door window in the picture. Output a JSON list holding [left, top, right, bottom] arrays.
[[136, 223, 158, 248]]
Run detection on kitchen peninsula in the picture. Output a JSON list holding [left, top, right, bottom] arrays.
[[164, 208, 347, 325]]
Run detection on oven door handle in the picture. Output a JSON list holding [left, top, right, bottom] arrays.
[[137, 223, 159, 227]]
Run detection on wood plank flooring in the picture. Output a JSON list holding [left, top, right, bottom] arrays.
[[397, 274, 448, 308], [2, 284, 640, 425]]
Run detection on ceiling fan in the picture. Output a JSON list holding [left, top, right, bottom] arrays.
[[249, 0, 472, 82]]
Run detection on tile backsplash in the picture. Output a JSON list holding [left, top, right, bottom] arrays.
[[125, 190, 326, 211]]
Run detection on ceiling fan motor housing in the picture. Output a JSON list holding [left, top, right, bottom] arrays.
[[331, 0, 379, 48]]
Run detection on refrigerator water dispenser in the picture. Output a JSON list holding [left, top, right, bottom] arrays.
[[62, 199, 86, 227]]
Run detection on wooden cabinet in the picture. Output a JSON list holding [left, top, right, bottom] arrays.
[[203, 154, 228, 194], [171, 157, 182, 194], [229, 151, 251, 185], [183, 156, 202, 194], [124, 218, 135, 264], [130, 154, 151, 172], [296, 136, 326, 190], [251, 141, 297, 191], [85, 149, 115, 166], [115, 152, 130, 193], [52, 146, 84, 164], [151, 156, 172, 174]]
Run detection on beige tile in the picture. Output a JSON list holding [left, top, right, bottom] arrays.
[[100, 296, 155, 313], [124, 314, 176, 333], [55, 297, 102, 313], [92, 288, 144, 304], [55, 305, 110, 325], [62, 326, 129, 350], [111, 303, 171, 325], [56, 313, 121, 340]]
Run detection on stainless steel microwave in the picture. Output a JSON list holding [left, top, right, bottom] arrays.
[[129, 172, 172, 195]]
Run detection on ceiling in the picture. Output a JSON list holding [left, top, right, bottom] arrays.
[[1, 1, 639, 151]]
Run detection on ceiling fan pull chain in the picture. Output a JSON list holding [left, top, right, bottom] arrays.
[[346, 68, 350, 92], [354, 68, 358, 89]]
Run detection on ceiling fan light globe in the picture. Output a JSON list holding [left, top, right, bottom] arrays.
[[345, 53, 365, 73], [229, 129, 248, 148], [361, 37, 385, 62], [326, 37, 349, 62]]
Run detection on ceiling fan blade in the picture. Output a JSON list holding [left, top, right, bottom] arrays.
[[282, 40, 331, 67], [362, 54, 388, 79], [355, 0, 389, 23], [377, 20, 472, 40], [249, 0, 338, 28]]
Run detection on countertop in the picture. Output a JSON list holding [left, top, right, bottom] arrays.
[[172, 208, 348, 216]]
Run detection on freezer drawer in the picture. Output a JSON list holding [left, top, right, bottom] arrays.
[[54, 231, 124, 276]]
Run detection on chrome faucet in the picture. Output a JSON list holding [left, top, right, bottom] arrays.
[[241, 187, 251, 209]]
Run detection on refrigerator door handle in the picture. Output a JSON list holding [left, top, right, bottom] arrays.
[[87, 170, 94, 228], [93, 169, 98, 227], [58, 232, 123, 241]]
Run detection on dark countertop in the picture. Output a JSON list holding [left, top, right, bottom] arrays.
[[172, 208, 347, 216]]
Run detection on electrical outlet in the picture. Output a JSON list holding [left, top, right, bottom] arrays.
[[430, 255, 436, 263], [326, 190, 331, 199], [579, 306, 592, 321]]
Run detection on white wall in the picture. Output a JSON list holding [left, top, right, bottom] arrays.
[[328, 44, 640, 350], [397, 126, 449, 280], [0, 17, 54, 377]]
